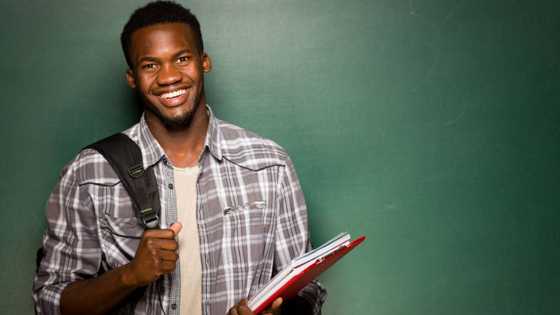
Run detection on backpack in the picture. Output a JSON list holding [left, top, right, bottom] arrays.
[[86, 133, 161, 229], [36, 133, 161, 271]]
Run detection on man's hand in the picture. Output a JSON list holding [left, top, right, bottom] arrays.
[[228, 298, 283, 315], [60, 222, 182, 315], [123, 222, 182, 287]]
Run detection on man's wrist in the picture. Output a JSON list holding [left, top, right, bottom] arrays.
[[118, 263, 139, 289]]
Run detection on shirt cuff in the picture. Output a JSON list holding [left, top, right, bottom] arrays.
[[33, 282, 70, 315]]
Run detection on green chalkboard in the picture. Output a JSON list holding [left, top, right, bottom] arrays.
[[1, 1, 559, 314]]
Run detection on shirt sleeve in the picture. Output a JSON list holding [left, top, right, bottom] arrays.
[[274, 155, 327, 315], [32, 157, 102, 315]]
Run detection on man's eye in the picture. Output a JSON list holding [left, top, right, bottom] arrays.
[[141, 63, 157, 71], [177, 56, 190, 64]]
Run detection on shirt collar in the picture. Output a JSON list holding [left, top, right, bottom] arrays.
[[203, 105, 223, 161], [136, 105, 223, 169]]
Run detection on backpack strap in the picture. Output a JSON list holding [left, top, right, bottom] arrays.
[[85, 133, 160, 229]]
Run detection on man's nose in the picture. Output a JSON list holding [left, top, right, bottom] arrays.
[[157, 63, 181, 85]]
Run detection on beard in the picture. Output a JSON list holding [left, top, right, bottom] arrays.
[[139, 91, 202, 130]]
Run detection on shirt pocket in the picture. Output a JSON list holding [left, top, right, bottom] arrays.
[[104, 211, 144, 239], [222, 200, 272, 263], [223, 200, 266, 226], [96, 185, 144, 267]]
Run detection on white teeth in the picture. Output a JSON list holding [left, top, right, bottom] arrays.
[[161, 89, 186, 99]]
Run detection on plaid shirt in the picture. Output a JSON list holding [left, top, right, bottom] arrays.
[[33, 107, 326, 315]]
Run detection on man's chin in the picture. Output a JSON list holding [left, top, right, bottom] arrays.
[[161, 113, 196, 130], [146, 106, 196, 130]]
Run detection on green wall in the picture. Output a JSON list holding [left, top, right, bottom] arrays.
[[1, 0, 559, 314]]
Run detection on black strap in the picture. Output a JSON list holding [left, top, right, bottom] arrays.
[[85, 133, 160, 229]]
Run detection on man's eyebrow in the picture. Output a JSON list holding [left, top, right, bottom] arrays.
[[136, 55, 160, 63], [136, 49, 194, 64], [174, 49, 193, 57]]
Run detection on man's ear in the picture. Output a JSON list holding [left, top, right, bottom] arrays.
[[126, 69, 136, 88], [202, 53, 212, 73]]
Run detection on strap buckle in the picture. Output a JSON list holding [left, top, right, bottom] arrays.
[[128, 164, 145, 178], [140, 207, 159, 229]]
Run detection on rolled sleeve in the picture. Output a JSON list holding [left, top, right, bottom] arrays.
[[274, 156, 327, 315], [33, 158, 102, 315]]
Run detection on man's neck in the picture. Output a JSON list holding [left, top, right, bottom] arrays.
[[145, 102, 209, 168]]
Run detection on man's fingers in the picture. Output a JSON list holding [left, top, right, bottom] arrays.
[[271, 297, 283, 310], [262, 297, 282, 315], [150, 239, 178, 251], [231, 299, 253, 315], [142, 223, 182, 239], [169, 222, 182, 236], [160, 260, 177, 272], [143, 229, 175, 239], [239, 300, 254, 315], [158, 249, 179, 261], [228, 301, 245, 315]]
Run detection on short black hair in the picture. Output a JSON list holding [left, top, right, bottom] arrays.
[[120, 1, 204, 68]]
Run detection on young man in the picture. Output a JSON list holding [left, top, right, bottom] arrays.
[[32, 1, 326, 315]]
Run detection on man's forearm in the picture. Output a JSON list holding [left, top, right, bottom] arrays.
[[60, 264, 140, 315], [59, 224, 181, 315]]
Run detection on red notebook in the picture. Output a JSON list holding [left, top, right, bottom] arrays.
[[248, 234, 366, 314]]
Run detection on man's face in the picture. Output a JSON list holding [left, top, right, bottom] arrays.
[[126, 22, 211, 129]]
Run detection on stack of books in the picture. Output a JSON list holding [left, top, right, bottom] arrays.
[[248, 232, 366, 314]]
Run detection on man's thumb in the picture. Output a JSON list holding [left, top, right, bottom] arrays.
[[169, 222, 183, 236]]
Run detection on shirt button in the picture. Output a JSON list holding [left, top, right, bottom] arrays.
[[168, 183, 174, 189], [171, 303, 177, 310]]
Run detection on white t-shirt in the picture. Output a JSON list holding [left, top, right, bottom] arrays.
[[173, 166, 202, 315]]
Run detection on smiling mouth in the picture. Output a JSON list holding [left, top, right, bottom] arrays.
[[160, 89, 187, 99], [157, 88, 189, 107]]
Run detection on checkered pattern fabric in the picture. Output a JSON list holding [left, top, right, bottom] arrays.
[[33, 107, 326, 315]]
